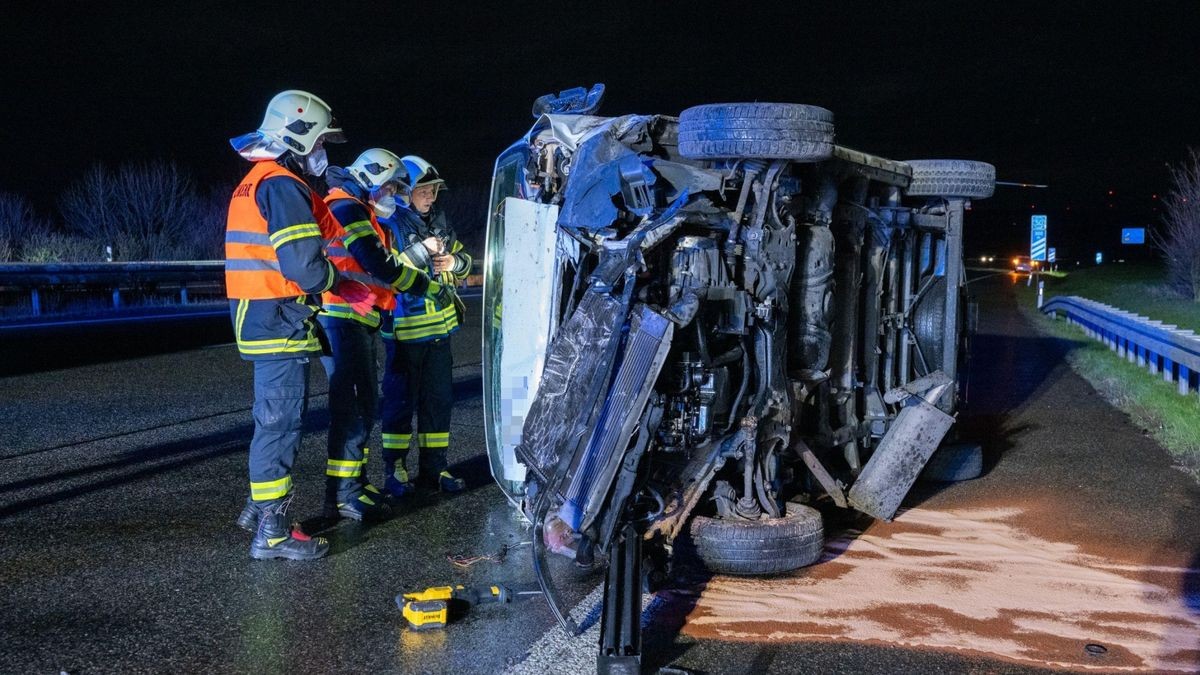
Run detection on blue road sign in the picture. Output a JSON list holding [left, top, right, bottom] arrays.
[[1096, 252, 1103, 264], [1031, 215, 1048, 261], [1048, 247, 1057, 263], [1121, 228, 1146, 244]]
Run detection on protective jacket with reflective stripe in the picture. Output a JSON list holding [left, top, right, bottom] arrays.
[[224, 160, 341, 360], [324, 184, 398, 324], [380, 206, 471, 343]]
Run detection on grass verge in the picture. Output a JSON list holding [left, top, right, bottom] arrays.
[[1031, 262, 1199, 331], [1014, 271, 1200, 479]]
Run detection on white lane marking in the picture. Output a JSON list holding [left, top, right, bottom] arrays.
[[505, 581, 659, 675]]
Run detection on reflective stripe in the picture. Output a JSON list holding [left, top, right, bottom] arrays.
[[342, 220, 377, 247], [393, 266, 418, 290], [392, 320, 459, 341], [392, 305, 458, 328], [236, 335, 321, 355], [326, 458, 363, 478], [235, 299, 320, 355], [361, 447, 370, 466], [250, 475, 292, 501], [382, 433, 411, 450], [419, 432, 450, 448], [225, 231, 272, 246], [269, 222, 323, 248], [225, 258, 281, 272], [321, 261, 336, 293], [321, 303, 381, 327]]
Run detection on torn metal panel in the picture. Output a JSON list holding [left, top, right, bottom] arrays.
[[515, 287, 630, 482]]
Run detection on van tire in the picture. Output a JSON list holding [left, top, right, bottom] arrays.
[[678, 103, 835, 162], [680, 504, 824, 575]]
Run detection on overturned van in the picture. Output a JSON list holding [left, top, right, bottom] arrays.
[[482, 85, 994, 670]]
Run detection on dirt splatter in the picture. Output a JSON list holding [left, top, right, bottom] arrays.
[[681, 506, 1200, 672]]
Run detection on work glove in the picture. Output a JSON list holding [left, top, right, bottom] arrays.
[[334, 279, 377, 317], [424, 278, 454, 308]]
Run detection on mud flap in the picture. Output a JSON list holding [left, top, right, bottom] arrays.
[[846, 376, 955, 521]]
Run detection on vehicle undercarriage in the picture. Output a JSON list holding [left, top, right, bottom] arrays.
[[482, 85, 995, 672]]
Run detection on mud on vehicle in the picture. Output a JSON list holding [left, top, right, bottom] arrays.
[[481, 85, 994, 669]]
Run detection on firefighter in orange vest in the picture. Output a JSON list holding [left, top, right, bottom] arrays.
[[226, 90, 375, 561], [318, 148, 449, 521]]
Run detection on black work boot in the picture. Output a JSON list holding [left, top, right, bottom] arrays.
[[236, 497, 263, 533], [323, 491, 391, 521], [358, 447, 384, 498], [323, 476, 390, 522], [249, 498, 329, 561], [416, 470, 466, 494]]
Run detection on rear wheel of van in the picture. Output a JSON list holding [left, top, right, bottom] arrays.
[[678, 103, 835, 162], [903, 159, 995, 199]]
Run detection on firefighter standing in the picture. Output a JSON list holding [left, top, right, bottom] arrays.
[[225, 90, 374, 561], [318, 148, 449, 520], [378, 156, 472, 495]]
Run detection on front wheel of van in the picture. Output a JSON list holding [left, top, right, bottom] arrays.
[[679, 503, 824, 576]]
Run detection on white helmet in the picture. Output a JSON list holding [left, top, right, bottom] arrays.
[[400, 155, 447, 190], [230, 89, 345, 160], [347, 148, 404, 189]]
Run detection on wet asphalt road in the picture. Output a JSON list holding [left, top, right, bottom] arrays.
[[2, 280, 1198, 674]]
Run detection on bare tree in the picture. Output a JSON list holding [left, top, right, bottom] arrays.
[[438, 181, 489, 256], [0, 192, 58, 262], [1158, 149, 1200, 302], [60, 161, 211, 261]]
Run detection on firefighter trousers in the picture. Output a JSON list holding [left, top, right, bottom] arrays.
[[247, 357, 311, 502], [380, 337, 453, 481], [318, 319, 378, 500]]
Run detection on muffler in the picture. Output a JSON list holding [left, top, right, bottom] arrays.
[[846, 372, 955, 521]]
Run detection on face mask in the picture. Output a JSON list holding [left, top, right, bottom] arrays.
[[372, 194, 397, 219], [303, 145, 329, 177]]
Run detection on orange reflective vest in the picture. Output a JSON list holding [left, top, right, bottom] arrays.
[[225, 162, 343, 299], [321, 187, 397, 312]]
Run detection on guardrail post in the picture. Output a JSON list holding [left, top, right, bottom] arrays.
[[112, 287, 121, 308], [1136, 345, 1147, 367], [1148, 351, 1159, 375], [1164, 358, 1174, 384], [180, 285, 189, 305], [1180, 366, 1192, 396], [30, 288, 41, 316]]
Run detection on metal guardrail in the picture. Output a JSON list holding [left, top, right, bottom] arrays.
[[1041, 295, 1200, 397], [1, 260, 485, 318], [0, 261, 225, 285], [0, 261, 224, 316]]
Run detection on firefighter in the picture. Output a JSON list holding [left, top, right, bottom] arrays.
[[319, 148, 450, 521], [226, 89, 374, 561], [378, 155, 472, 495]]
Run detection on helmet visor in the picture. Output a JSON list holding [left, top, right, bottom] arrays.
[[230, 131, 289, 160], [322, 117, 346, 144]]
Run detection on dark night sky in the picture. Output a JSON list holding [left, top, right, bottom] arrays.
[[2, 1, 1198, 258]]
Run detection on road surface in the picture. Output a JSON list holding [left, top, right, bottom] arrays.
[[1, 279, 1197, 673]]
